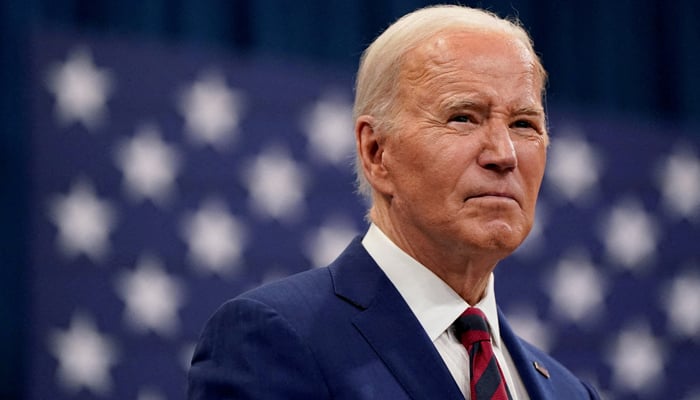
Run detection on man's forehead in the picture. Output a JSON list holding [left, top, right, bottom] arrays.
[[417, 29, 533, 68], [399, 29, 543, 98]]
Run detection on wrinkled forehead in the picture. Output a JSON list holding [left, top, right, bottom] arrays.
[[400, 29, 544, 94]]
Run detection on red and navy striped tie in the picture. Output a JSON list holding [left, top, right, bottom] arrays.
[[454, 308, 513, 400]]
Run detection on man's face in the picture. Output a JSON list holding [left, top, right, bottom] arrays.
[[378, 30, 547, 260]]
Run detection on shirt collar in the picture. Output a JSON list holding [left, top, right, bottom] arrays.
[[361, 223, 503, 349]]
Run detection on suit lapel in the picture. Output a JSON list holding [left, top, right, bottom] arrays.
[[329, 238, 464, 400], [498, 309, 551, 400]]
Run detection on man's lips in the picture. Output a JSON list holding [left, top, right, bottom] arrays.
[[465, 192, 519, 204]]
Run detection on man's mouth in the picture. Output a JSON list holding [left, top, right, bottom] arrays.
[[465, 192, 519, 205]]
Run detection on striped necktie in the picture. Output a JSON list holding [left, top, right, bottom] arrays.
[[453, 307, 512, 400]]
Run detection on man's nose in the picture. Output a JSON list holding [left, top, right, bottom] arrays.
[[477, 121, 517, 172]]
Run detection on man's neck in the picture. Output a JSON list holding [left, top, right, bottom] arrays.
[[369, 210, 500, 304]]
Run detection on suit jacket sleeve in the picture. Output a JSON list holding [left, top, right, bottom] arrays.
[[188, 297, 330, 400]]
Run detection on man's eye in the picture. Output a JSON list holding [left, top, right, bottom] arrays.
[[512, 119, 534, 129], [450, 115, 473, 123]]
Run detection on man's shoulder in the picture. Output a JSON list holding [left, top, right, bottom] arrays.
[[209, 237, 372, 328], [238, 236, 371, 306], [198, 266, 336, 344], [238, 265, 334, 310]]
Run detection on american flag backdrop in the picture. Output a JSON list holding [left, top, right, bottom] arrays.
[[27, 31, 700, 400]]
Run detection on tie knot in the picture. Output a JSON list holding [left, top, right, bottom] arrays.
[[453, 307, 491, 346]]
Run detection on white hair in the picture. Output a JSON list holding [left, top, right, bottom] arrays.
[[353, 4, 547, 199]]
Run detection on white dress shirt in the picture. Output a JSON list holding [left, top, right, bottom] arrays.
[[362, 224, 529, 400]]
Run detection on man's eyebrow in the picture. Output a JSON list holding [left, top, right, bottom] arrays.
[[512, 106, 545, 117], [441, 97, 484, 111], [440, 98, 545, 115]]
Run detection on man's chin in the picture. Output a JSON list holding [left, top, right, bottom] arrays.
[[469, 223, 528, 255]]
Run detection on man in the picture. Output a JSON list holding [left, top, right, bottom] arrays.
[[188, 5, 600, 399]]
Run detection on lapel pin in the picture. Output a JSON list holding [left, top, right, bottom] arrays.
[[533, 361, 550, 379]]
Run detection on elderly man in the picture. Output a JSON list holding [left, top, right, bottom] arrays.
[[189, 5, 600, 400]]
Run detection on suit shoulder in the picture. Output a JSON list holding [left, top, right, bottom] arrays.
[[189, 269, 332, 399], [212, 266, 334, 326], [242, 266, 332, 302]]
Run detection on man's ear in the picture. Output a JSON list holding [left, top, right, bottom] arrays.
[[355, 115, 393, 196]]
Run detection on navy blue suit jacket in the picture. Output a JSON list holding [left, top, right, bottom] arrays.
[[188, 237, 600, 399]]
